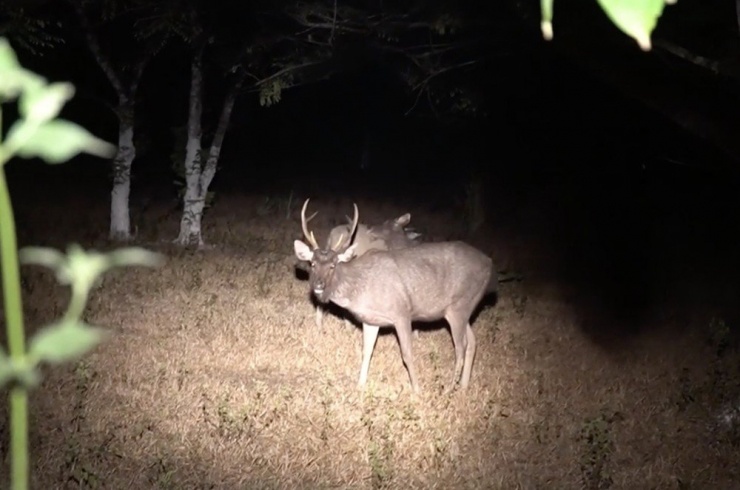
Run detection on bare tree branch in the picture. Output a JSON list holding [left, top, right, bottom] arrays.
[[654, 38, 721, 74], [68, 0, 127, 97]]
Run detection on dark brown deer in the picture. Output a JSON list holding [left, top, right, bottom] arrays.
[[294, 199, 497, 392], [312, 210, 422, 329]]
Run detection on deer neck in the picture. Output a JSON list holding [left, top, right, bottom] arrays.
[[327, 262, 355, 309]]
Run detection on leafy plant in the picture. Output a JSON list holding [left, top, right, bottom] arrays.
[[0, 37, 163, 490], [541, 0, 676, 51]]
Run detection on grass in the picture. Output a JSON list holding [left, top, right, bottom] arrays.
[[2, 168, 740, 489]]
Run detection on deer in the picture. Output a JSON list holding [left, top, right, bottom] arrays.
[[294, 198, 497, 393], [311, 210, 422, 330]]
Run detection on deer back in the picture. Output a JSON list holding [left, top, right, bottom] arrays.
[[331, 241, 493, 326], [326, 223, 388, 257]]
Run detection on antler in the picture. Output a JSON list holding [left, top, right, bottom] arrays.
[[331, 203, 359, 251], [300, 199, 320, 250]]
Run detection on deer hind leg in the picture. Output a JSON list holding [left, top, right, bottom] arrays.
[[395, 319, 420, 392], [460, 323, 476, 388], [445, 310, 470, 388], [358, 323, 380, 387]]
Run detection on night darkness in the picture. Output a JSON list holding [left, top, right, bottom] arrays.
[[3, 0, 740, 488]]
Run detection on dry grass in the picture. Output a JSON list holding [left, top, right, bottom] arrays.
[[2, 182, 740, 489]]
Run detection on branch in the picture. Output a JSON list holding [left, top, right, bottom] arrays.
[[201, 71, 247, 194], [68, 0, 127, 97], [329, 0, 337, 44], [410, 59, 480, 91], [653, 39, 721, 74], [252, 59, 331, 88], [130, 50, 155, 96]]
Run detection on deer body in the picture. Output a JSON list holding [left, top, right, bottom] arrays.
[[295, 199, 496, 392], [315, 213, 421, 329]]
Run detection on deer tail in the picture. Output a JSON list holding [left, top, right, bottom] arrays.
[[486, 267, 499, 294]]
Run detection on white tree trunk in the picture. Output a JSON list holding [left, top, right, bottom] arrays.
[[174, 52, 245, 248], [71, 4, 152, 242], [175, 43, 206, 247], [176, 137, 206, 247], [109, 103, 135, 240]]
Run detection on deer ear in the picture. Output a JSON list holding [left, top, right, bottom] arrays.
[[337, 243, 357, 263], [394, 213, 411, 227], [294, 240, 314, 261]]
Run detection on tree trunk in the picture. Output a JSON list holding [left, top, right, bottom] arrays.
[[175, 44, 206, 247], [202, 73, 245, 192], [175, 59, 245, 248], [109, 99, 135, 240], [70, 2, 151, 241]]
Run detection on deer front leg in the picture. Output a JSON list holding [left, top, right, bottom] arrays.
[[358, 323, 380, 387], [315, 305, 324, 328]]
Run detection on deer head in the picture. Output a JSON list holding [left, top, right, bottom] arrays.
[[295, 198, 360, 302]]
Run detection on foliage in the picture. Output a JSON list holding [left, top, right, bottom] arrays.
[[541, 0, 676, 51], [0, 0, 64, 56], [0, 37, 163, 489]]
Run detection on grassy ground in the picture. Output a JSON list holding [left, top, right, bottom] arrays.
[[2, 164, 740, 489]]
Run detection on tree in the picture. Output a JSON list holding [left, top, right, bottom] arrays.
[[139, 1, 335, 247], [0, 0, 63, 58], [65, 0, 167, 241]]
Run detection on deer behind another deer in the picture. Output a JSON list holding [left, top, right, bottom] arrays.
[[313, 210, 422, 329], [294, 199, 497, 393]]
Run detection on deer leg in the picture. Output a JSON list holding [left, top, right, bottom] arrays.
[[395, 320, 420, 392], [460, 323, 476, 388], [315, 305, 323, 329], [343, 317, 353, 331], [358, 323, 380, 387], [445, 311, 469, 388]]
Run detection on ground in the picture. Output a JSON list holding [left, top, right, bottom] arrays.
[[2, 159, 740, 489]]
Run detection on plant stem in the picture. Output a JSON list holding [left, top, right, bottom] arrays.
[[0, 156, 29, 489], [9, 388, 28, 490]]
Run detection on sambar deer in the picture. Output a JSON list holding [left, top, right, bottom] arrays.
[[294, 199, 497, 392], [313, 211, 422, 329]]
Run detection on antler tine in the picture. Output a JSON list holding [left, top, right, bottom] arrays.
[[300, 198, 320, 250], [348, 203, 359, 242], [331, 203, 360, 252], [331, 231, 346, 251]]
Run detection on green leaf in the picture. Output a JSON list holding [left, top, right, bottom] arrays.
[[7, 119, 116, 163], [19, 81, 76, 123], [28, 320, 107, 365], [596, 0, 669, 51], [107, 247, 165, 268], [0, 37, 46, 100], [64, 244, 109, 293], [0, 37, 21, 71], [21, 244, 164, 293], [20, 246, 72, 283], [0, 352, 42, 389], [540, 0, 554, 40]]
